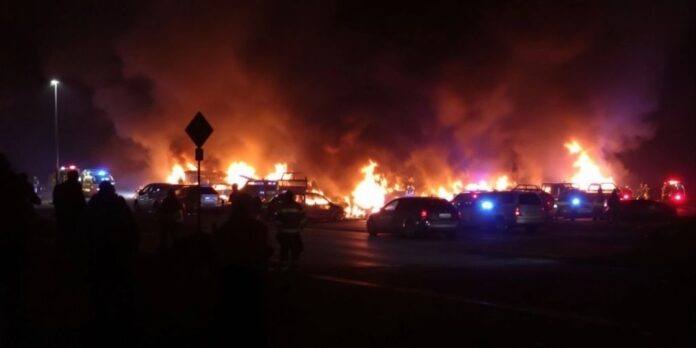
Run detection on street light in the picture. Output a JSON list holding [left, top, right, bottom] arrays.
[[50, 79, 60, 184]]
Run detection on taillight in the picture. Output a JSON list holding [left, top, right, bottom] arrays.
[[420, 209, 428, 219], [674, 194, 683, 201], [622, 194, 630, 200]]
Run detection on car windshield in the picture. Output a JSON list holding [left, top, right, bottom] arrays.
[[185, 187, 217, 194]]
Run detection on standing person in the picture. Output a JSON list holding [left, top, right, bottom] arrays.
[[214, 195, 271, 347], [272, 190, 306, 270], [607, 188, 621, 223], [0, 154, 36, 346], [85, 181, 139, 346], [53, 170, 86, 258], [156, 188, 183, 253]]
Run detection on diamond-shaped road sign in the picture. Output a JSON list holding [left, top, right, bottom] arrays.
[[185, 112, 213, 148]]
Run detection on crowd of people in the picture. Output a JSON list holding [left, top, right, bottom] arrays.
[[0, 153, 307, 347]]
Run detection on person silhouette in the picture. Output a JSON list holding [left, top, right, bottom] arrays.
[[53, 169, 87, 257], [85, 181, 139, 346], [0, 154, 37, 346], [214, 194, 271, 347], [157, 188, 183, 253], [272, 190, 306, 270]]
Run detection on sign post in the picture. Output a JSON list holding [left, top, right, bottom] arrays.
[[185, 112, 213, 233]]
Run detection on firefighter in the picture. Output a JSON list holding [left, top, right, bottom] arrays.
[[272, 190, 306, 270]]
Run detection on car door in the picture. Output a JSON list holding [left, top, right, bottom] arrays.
[[138, 185, 153, 209], [376, 199, 400, 232]]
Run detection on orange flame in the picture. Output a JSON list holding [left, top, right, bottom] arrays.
[[564, 140, 613, 189]]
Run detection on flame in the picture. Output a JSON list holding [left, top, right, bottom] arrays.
[[166, 164, 186, 184], [226, 161, 257, 188], [346, 160, 388, 217], [265, 163, 288, 180], [564, 140, 613, 189], [186, 162, 197, 170]]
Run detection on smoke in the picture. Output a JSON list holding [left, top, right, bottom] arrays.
[[35, 0, 694, 193]]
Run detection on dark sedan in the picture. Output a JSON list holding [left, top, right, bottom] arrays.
[[366, 197, 459, 238]]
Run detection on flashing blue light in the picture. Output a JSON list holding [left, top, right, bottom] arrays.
[[97, 170, 107, 176], [481, 200, 494, 210], [571, 197, 581, 206]]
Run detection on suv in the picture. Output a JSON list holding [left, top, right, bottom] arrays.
[[367, 197, 459, 238], [472, 191, 545, 232], [134, 183, 184, 212]]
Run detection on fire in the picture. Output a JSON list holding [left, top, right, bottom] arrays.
[[462, 175, 512, 192], [166, 164, 186, 184], [186, 162, 197, 170], [434, 180, 463, 201], [346, 160, 388, 217], [265, 163, 288, 181], [564, 140, 613, 189], [226, 161, 257, 188]]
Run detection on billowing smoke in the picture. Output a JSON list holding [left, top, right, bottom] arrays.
[[19, 1, 694, 193]]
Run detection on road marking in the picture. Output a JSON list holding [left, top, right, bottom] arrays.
[[308, 274, 645, 332]]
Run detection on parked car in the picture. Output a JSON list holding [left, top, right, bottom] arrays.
[[452, 192, 481, 226], [472, 191, 546, 232], [179, 186, 222, 213], [618, 199, 676, 221], [133, 183, 184, 212], [366, 197, 459, 238], [512, 184, 556, 219], [556, 189, 605, 220]]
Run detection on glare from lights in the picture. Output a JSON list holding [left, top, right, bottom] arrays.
[[97, 170, 107, 176], [674, 194, 682, 201], [50, 79, 59, 86], [481, 200, 494, 210], [571, 197, 581, 206]]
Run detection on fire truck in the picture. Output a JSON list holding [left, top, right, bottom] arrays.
[[81, 169, 115, 197], [661, 179, 687, 205]]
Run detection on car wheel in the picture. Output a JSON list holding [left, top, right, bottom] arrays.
[[401, 219, 418, 238], [366, 218, 378, 236]]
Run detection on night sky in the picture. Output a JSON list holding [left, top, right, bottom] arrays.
[[1, 1, 694, 193]]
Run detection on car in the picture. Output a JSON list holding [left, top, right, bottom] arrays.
[[512, 184, 556, 219], [618, 199, 676, 221], [366, 197, 460, 238], [555, 189, 603, 220], [452, 192, 481, 226], [179, 186, 222, 213], [133, 183, 184, 212], [471, 191, 546, 232], [266, 191, 345, 222]]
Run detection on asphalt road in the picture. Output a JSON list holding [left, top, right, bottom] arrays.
[[28, 202, 696, 346]]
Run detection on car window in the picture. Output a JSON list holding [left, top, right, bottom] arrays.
[[519, 193, 541, 205], [383, 200, 399, 211]]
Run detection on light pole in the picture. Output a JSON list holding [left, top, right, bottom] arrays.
[[50, 79, 60, 184]]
